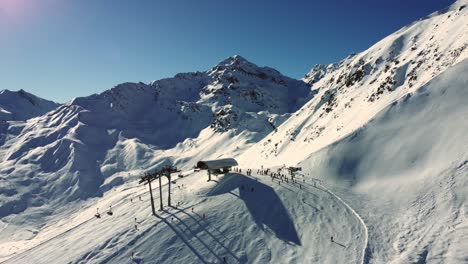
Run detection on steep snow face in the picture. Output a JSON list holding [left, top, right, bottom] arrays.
[[298, 58, 468, 264], [239, 0, 468, 166], [0, 56, 312, 219], [0, 89, 59, 121]]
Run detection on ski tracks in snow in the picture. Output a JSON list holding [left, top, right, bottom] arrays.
[[322, 185, 369, 264]]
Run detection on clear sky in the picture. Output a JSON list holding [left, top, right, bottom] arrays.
[[0, 0, 455, 102]]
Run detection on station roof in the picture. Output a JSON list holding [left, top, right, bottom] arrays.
[[196, 158, 238, 170]]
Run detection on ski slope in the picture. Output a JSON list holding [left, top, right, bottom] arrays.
[[296, 58, 468, 263], [2, 169, 366, 264], [0, 1, 467, 263]]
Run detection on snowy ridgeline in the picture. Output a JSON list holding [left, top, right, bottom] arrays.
[[0, 1, 468, 263], [0, 55, 312, 218], [0, 89, 59, 122], [239, 0, 468, 166]]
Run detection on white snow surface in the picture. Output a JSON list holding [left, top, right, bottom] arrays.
[[0, 89, 59, 122], [1, 1, 468, 263]]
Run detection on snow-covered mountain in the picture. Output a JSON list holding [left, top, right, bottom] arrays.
[[0, 89, 59, 121], [1, 1, 467, 263], [239, 0, 468, 166], [0, 55, 312, 220], [236, 1, 468, 262]]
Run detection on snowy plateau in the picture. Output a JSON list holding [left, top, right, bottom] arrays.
[[1, 1, 468, 263]]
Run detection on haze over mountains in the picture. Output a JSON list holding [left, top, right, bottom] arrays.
[[0, 1, 467, 263]]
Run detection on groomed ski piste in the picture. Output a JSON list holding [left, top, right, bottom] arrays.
[[1, 167, 368, 264]]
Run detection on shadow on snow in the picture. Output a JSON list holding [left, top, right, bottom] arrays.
[[207, 173, 301, 246]]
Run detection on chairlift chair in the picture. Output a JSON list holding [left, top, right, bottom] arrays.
[[107, 205, 113, 216], [95, 208, 101, 218]]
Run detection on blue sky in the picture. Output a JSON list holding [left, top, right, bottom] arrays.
[[0, 0, 455, 102]]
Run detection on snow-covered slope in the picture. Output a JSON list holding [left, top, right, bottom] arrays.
[[299, 59, 468, 263], [0, 89, 59, 121], [1, 170, 367, 264], [1, 1, 467, 263], [239, 0, 468, 166]]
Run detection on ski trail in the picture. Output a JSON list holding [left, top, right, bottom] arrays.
[[321, 184, 369, 264], [250, 170, 369, 263]]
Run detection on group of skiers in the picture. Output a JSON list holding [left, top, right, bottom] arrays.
[[117, 166, 324, 262]]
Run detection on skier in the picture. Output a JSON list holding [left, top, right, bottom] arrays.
[[139, 195, 142, 201], [331, 236, 334, 242], [203, 213, 206, 219]]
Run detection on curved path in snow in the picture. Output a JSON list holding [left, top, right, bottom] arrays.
[[321, 184, 369, 264]]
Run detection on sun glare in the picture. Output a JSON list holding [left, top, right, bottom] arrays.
[[0, 0, 36, 20]]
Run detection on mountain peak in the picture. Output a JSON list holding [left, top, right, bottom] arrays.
[[0, 89, 59, 121], [216, 55, 252, 67]]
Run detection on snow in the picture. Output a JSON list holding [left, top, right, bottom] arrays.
[[239, 0, 468, 167], [1, 170, 367, 264], [0, 89, 59, 122], [1, 1, 467, 263]]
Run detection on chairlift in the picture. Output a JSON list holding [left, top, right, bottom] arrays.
[[95, 208, 101, 218], [107, 206, 113, 216]]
